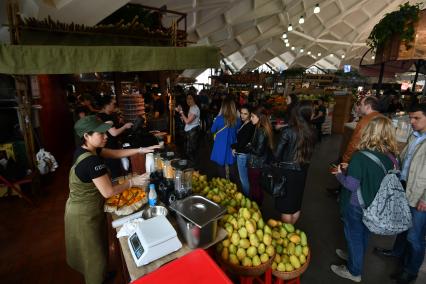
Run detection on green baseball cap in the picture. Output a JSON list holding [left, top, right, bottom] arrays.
[[74, 115, 112, 138]]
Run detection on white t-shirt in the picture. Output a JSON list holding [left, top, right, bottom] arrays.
[[184, 105, 200, 132]]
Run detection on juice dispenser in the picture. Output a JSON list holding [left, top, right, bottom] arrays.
[[172, 159, 194, 199]]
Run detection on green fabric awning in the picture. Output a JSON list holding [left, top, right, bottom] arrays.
[[0, 45, 220, 74]]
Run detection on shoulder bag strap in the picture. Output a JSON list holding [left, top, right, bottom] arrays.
[[359, 151, 387, 174], [357, 150, 386, 209], [216, 125, 227, 135], [357, 186, 366, 209]]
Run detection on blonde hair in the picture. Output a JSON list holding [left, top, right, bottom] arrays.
[[358, 115, 398, 154]]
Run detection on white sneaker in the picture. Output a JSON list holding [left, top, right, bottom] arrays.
[[331, 264, 361, 282], [336, 248, 348, 261]]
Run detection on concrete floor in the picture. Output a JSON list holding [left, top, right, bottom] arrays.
[[198, 133, 426, 283], [1, 133, 424, 284]]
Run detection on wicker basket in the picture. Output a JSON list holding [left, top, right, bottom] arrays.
[[217, 252, 275, 277], [272, 252, 311, 280]]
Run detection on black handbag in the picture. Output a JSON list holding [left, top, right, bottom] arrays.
[[261, 165, 287, 198]]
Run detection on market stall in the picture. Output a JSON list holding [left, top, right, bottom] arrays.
[[102, 155, 312, 283]]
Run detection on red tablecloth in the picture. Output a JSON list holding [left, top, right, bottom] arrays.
[[132, 249, 232, 284]]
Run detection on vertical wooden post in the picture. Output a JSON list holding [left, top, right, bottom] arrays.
[[7, 0, 20, 44], [376, 62, 385, 94], [412, 60, 422, 92], [14, 76, 37, 171]]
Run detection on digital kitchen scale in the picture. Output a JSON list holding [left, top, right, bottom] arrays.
[[128, 215, 182, 267]]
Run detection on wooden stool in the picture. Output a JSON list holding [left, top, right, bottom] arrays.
[[0, 173, 35, 206], [239, 268, 272, 284], [273, 276, 300, 284]]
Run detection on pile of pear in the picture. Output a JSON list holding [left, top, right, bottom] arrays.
[[192, 173, 310, 272], [216, 206, 276, 267], [266, 219, 310, 273], [192, 175, 240, 214]]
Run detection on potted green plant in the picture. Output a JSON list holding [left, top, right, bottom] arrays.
[[367, 2, 423, 51]]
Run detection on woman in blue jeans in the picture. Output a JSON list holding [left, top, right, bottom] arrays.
[[210, 97, 240, 180], [331, 115, 399, 282], [231, 106, 255, 197]]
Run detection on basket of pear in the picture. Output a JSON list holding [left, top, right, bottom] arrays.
[[266, 219, 311, 280], [216, 207, 275, 276]]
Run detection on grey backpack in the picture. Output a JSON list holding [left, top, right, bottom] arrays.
[[357, 151, 412, 235]]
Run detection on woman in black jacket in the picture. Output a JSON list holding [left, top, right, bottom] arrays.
[[231, 105, 255, 197], [274, 101, 316, 224], [247, 107, 274, 205]]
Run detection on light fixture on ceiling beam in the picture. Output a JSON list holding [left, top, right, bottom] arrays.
[[341, 54, 345, 59], [291, 46, 295, 50], [284, 38, 289, 43], [300, 48, 304, 53], [371, 56, 375, 59], [282, 33, 287, 38], [299, 16, 304, 24], [307, 51, 311, 55], [288, 24, 293, 31], [317, 52, 321, 56], [314, 4, 320, 14], [286, 43, 290, 47]]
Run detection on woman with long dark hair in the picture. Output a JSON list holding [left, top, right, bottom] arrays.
[[284, 93, 299, 124], [247, 107, 274, 205], [231, 105, 255, 197], [274, 101, 316, 224]]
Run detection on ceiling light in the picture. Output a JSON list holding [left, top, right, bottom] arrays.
[[282, 33, 287, 39], [300, 48, 304, 53], [284, 38, 289, 43], [317, 52, 321, 56], [285, 43, 290, 47], [371, 56, 375, 59], [314, 4, 320, 14], [341, 54, 345, 59], [291, 46, 295, 50], [307, 51, 311, 55], [330, 54, 334, 57], [288, 24, 293, 31], [299, 16, 304, 24]]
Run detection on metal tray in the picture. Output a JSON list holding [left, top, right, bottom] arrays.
[[169, 195, 226, 228]]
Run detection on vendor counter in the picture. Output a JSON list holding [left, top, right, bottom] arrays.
[[108, 210, 227, 282]]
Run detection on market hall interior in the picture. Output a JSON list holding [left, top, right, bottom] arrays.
[[1, 134, 425, 284]]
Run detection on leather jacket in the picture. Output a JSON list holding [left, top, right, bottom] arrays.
[[247, 127, 271, 168], [274, 126, 299, 164]]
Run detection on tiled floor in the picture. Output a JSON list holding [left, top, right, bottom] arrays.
[[1, 135, 425, 284]]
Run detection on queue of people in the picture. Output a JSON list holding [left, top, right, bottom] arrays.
[[328, 102, 426, 283]]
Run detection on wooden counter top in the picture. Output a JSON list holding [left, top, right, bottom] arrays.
[[110, 212, 227, 282]]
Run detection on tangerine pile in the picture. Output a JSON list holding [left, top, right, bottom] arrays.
[[106, 187, 146, 208]]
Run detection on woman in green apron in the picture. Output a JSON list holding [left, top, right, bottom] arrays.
[[65, 115, 158, 284]]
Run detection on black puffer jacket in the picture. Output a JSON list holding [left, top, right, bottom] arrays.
[[247, 127, 271, 168], [274, 126, 299, 164]]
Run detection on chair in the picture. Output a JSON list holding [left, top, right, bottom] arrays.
[[0, 172, 35, 206]]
